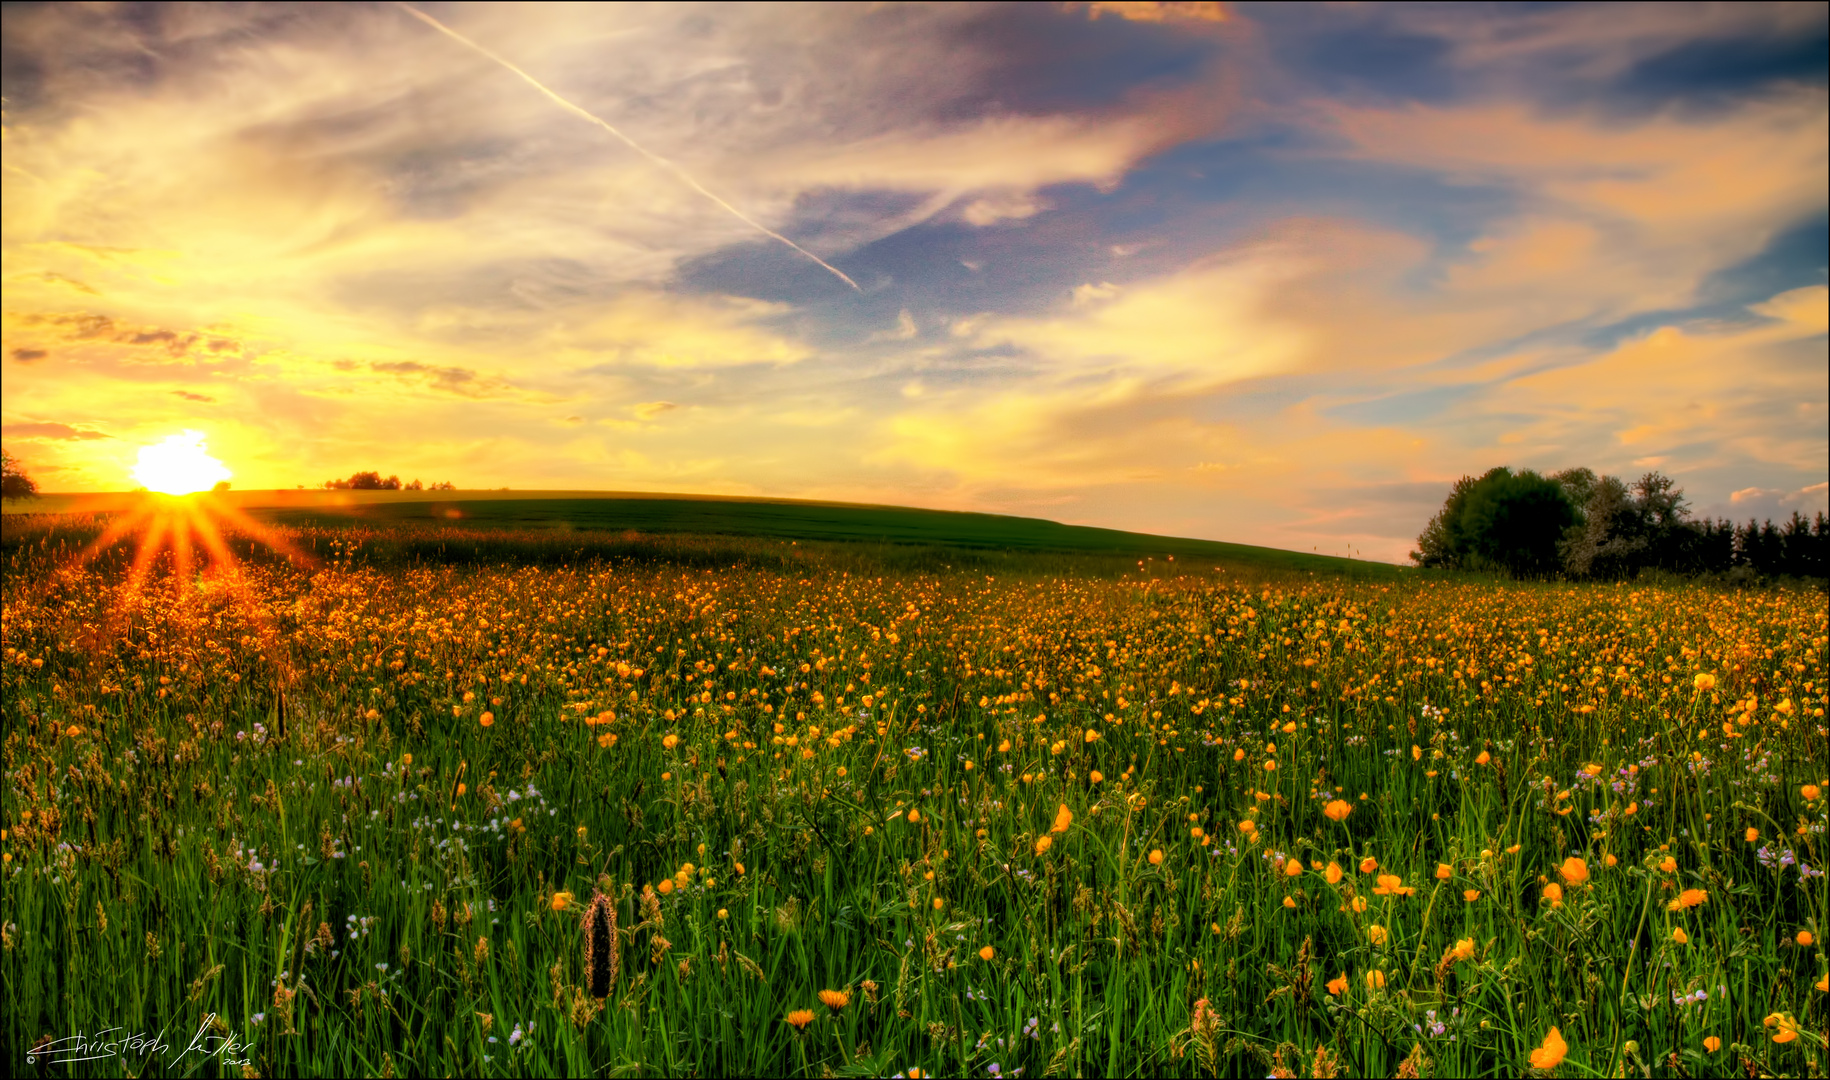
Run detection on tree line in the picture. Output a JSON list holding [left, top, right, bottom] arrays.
[[323, 471, 455, 491], [1413, 466, 1827, 580]]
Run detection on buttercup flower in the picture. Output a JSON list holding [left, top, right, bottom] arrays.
[[1529, 1027, 1568, 1070]]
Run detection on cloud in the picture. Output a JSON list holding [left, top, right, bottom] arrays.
[[1, 422, 112, 441], [1084, 2, 1230, 25], [11, 348, 48, 363], [171, 390, 216, 403]]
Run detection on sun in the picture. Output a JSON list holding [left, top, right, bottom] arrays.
[[131, 430, 233, 495]]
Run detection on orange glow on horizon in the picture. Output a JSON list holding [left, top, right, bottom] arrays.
[[130, 431, 233, 495]]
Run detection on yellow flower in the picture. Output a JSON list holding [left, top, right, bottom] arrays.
[[1359, 857, 1378, 874], [1529, 1027, 1568, 1070], [1435, 863, 1453, 880], [1817, 973, 1829, 992], [1326, 973, 1348, 995], [1658, 856, 1678, 873], [1558, 858, 1589, 885], [1542, 882, 1564, 907], [1766, 1013, 1799, 1044], [1239, 820, 1257, 835], [1605, 853, 1618, 867], [1051, 804, 1073, 834], [1323, 799, 1352, 822], [818, 989, 850, 1010], [1703, 1036, 1721, 1053], [1283, 857, 1301, 877], [1089, 770, 1104, 783], [1150, 849, 1165, 866], [1475, 750, 1491, 765], [716, 909, 728, 920], [1282, 895, 1297, 908], [1084, 728, 1100, 743], [1449, 938, 1475, 962], [402, 754, 413, 766], [1365, 970, 1385, 990], [662, 733, 679, 750], [551, 891, 574, 912], [932, 897, 944, 911], [1368, 924, 1388, 946], [1373, 874, 1414, 897], [1325, 862, 1344, 884], [785, 1009, 815, 1029], [1693, 672, 1716, 692], [1671, 927, 1689, 944], [657, 879, 674, 896], [979, 946, 995, 961], [1463, 889, 1481, 902], [479, 712, 494, 728], [1798, 930, 1815, 947], [1666, 888, 1707, 911], [1746, 827, 1759, 842], [1034, 835, 1053, 856], [1804, 784, 1822, 801]]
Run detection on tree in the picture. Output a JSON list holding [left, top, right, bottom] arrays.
[[1, 450, 40, 502], [325, 471, 403, 491], [1411, 467, 1578, 576]]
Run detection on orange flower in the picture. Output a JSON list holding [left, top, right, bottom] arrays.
[[906, 808, 921, 824], [550, 891, 574, 912], [1365, 970, 1385, 990], [1803, 784, 1822, 801], [1034, 836, 1053, 856], [1766, 1013, 1799, 1044], [1325, 862, 1344, 884], [1745, 827, 1759, 842], [1051, 804, 1073, 834], [1703, 1036, 1721, 1053], [1326, 974, 1348, 995], [818, 989, 850, 1010], [1448, 938, 1475, 962], [1435, 863, 1453, 880], [1671, 927, 1689, 944], [1693, 672, 1716, 692], [1359, 857, 1378, 874], [785, 1009, 815, 1029], [1476, 750, 1491, 765], [657, 879, 674, 896], [1283, 857, 1302, 878], [1150, 849, 1166, 866], [1542, 882, 1564, 907], [1373, 874, 1414, 897], [1529, 1027, 1568, 1070], [1797, 930, 1815, 947], [479, 712, 494, 728], [1239, 820, 1257, 835], [1658, 856, 1677, 873], [1089, 770, 1104, 783], [1666, 888, 1707, 911], [979, 946, 995, 961], [1368, 924, 1388, 946], [1282, 895, 1297, 909], [1558, 858, 1589, 885], [1323, 799, 1352, 822], [1463, 889, 1481, 902], [662, 733, 679, 750]]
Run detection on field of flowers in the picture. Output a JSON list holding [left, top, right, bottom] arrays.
[[2, 519, 1825, 1077]]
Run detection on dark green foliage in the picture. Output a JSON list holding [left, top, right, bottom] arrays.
[[1409, 467, 1576, 576]]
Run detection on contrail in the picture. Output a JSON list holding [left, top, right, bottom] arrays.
[[395, 2, 861, 292]]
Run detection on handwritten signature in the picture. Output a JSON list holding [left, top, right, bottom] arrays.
[[27, 1014, 253, 1067]]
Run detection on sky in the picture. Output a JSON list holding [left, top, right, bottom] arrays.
[[3, 0, 1826, 561]]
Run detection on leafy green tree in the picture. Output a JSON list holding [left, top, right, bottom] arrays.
[[1412, 467, 1579, 576]]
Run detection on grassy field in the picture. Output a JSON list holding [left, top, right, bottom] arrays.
[[1, 511, 1824, 1077], [0, 489, 1395, 579]]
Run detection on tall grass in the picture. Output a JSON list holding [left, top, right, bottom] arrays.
[[2, 519, 1823, 1077]]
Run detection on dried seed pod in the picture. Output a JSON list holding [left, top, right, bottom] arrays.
[[582, 890, 618, 999]]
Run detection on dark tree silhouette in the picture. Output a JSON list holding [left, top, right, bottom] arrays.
[[1, 450, 40, 502]]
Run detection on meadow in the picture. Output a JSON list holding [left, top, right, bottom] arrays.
[[1, 513, 1824, 1077]]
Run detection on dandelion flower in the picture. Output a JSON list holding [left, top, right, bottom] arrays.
[[1529, 1027, 1568, 1070], [716, 909, 728, 920], [818, 989, 850, 1010], [1323, 799, 1352, 822], [1051, 804, 1073, 834], [785, 1009, 815, 1030]]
